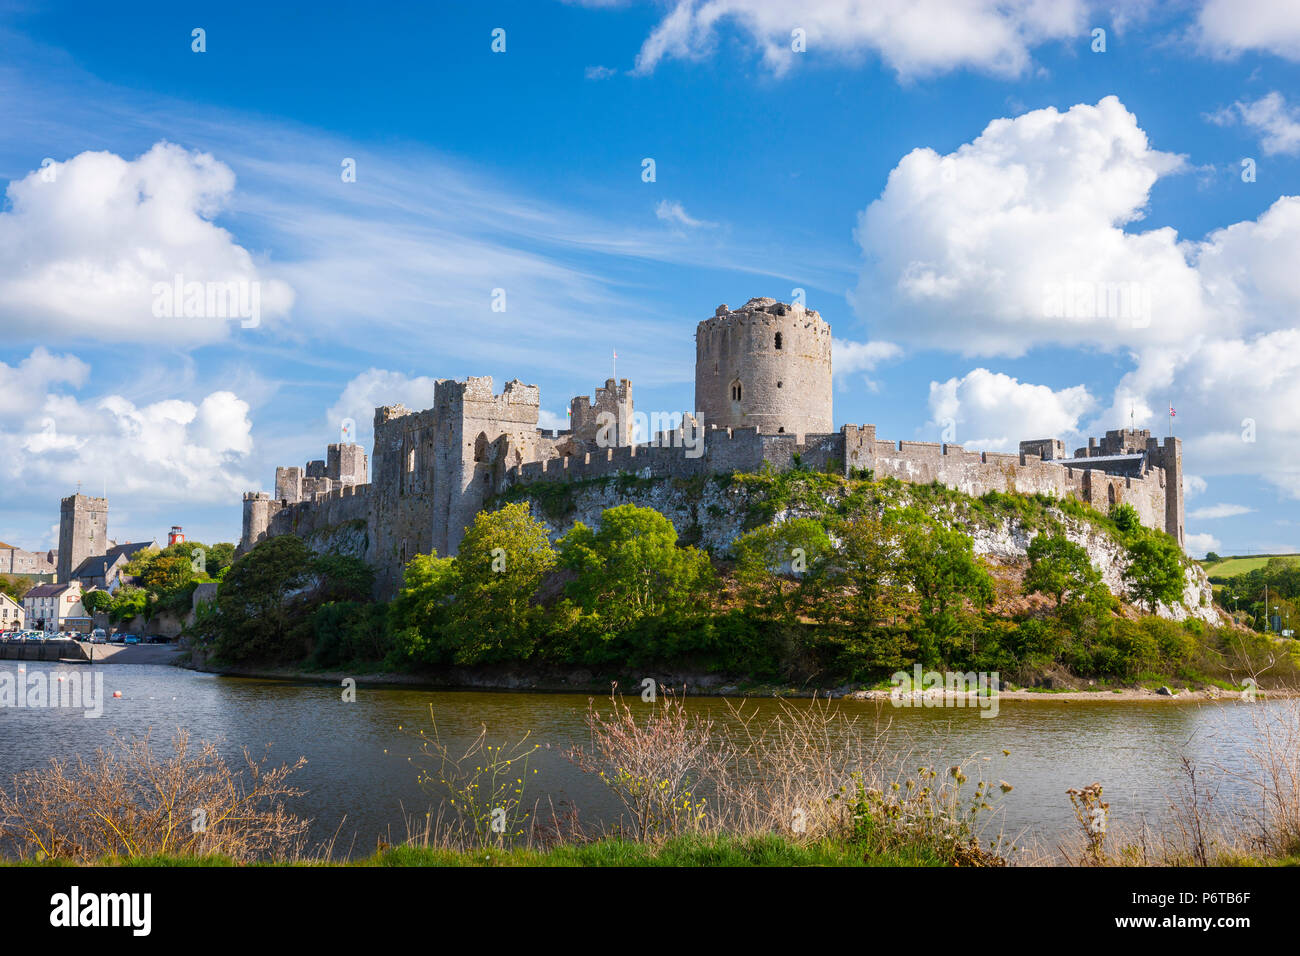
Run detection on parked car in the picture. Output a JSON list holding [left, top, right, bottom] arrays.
[[110, 632, 126, 644], [123, 634, 141, 645], [145, 634, 170, 644]]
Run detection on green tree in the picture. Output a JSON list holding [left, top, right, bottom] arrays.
[[1122, 535, 1185, 614], [807, 513, 900, 629], [109, 586, 148, 624], [894, 511, 994, 664], [731, 517, 832, 618], [1024, 533, 1102, 607], [311, 552, 374, 602], [142, 555, 196, 594], [81, 589, 113, 615], [558, 504, 714, 633], [1110, 502, 1141, 537], [440, 503, 556, 664], [206, 542, 237, 575], [122, 546, 161, 579], [0, 574, 34, 601], [388, 552, 459, 662], [206, 536, 313, 663]]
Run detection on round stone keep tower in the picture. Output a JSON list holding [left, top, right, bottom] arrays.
[[694, 297, 833, 439]]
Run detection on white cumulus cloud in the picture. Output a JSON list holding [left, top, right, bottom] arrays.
[[1207, 91, 1300, 156], [853, 95, 1300, 498], [631, 0, 1087, 78], [1195, 0, 1300, 62], [0, 351, 255, 503], [927, 368, 1096, 452], [0, 142, 293, 345], [852, 96, 1204, 357]]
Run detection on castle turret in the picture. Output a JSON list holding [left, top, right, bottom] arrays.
[[695, 297, 832, 440], [240, 492, 272, 552]]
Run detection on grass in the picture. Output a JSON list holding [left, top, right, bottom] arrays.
[[5, 833, 947, 867], [1203, 554, 1300, 578]]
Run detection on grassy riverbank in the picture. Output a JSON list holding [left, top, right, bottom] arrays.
[[7, 833, 950, 867]]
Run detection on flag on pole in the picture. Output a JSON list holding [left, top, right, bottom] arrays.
[[1169, 404, 1176, 418]]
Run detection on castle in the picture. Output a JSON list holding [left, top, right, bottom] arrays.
[[239, 297, 1184, 597]]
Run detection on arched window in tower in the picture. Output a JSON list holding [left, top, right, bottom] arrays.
[[774, 332, 783, 350], [1108, 484, 1116, 506], [730, 380, 742, 402], [474, 432, 489, 463]]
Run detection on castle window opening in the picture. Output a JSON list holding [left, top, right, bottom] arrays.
[[774, 332, 782, 350], [777, 381, 782, 388], [406, 448, 415, 473], [730, 380, 742, 402]]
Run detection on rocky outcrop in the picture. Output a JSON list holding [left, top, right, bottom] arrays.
[[509, 474, 1221, 624]]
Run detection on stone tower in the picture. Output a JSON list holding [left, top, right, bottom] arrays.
[[431, 377, 541, 558], [57, 492, 108, 583], [327, 442, 368, 485], [570, 378, 634, 447], [241, 492, 273, 552], [1147, 435, 1185, 548], [695, 297, 832, 439]]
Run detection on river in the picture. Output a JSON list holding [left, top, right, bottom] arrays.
[[0, 660, 1282, 859]]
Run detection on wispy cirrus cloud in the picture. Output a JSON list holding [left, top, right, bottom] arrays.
[[1189, 503, 1255, 520]]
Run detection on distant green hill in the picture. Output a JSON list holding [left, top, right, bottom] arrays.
[[1202, 554, 1300, 578]]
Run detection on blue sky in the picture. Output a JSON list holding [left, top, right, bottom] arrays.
[[1, 0, 1299, 556]]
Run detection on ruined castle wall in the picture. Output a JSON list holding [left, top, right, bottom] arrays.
[[843, 425, 1172, 536], [264, 485, 371, 540], [371, 404, 440, 597], [570, 378, 633, 447]]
